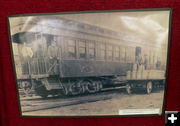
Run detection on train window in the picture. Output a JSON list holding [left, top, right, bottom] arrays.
[[126, 46, 134, 62], [131, 47, 135, 62], [79, 41, 86, 58], [36, 34, 41, 40], [150, 51, 153, 64], [79, 41, 86, 47], [114, 46, 120, 60], [68, 39, 76, 58], [100, 43, 105, 59], [120, 47, 126, 61], [68, 39, 76, 46], [35, 32, 42, 40], [153, 53, 157, 64], [89, 42, 95, 59], [107, 45, 113, 60]]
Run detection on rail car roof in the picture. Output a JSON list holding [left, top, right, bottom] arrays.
[[12, 32, 37, 43], [9, 16, 165, 48]]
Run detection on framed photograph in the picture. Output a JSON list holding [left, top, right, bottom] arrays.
[[8, 8, 172, 117]]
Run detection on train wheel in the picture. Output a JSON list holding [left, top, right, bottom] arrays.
[[34, 80, 48, 98], [86, 81, 97, 93], [70, 81, 84, 96], [62, 86, 70, 96], [21, 81, 33, 95], [96, 81, 103, 92], [35, 86, 48, 98], [146, 81, 153, 94], [39, 93, 48, 99], [126, 83, 132, 94]]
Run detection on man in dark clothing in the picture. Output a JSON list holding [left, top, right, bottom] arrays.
[[144, 54, 148, 70], [47, 40, 59, 74], [136, 53, 143, 70], [156, 58, 161, 69], [21, 43, 33, 74]]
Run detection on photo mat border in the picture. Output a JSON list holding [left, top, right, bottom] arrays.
[[7, 8, 172, 118]]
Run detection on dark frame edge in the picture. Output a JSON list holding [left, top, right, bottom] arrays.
[[161, 8, 173, 116], [7, 8, 172, 18], [7, 17, 23, 117]]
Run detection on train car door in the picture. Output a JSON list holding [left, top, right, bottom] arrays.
[[135, 46, 142, 61]]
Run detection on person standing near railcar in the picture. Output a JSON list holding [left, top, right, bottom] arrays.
[[136, 53, 143, 70], [156, 57, 161, 70], [21, 43, 33, 74], [47, 39, 60, 74], [144, 54, 148, 70]]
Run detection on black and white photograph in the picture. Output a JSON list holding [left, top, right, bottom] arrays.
[[8, 9, 171, 116]]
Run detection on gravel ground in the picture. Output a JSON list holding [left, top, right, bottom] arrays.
[[21, 89, 165, 116]]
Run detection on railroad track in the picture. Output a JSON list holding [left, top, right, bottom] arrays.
[[20, 90, 124, 113], [20, 87, 164, 114]]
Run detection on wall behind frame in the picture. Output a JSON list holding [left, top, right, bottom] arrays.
[[0, 0, 179, 126]]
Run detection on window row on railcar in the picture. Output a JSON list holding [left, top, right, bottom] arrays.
[[63, 38, 135, 63]]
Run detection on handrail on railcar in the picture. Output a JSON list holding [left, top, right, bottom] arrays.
[[26, 57, 51, 76]]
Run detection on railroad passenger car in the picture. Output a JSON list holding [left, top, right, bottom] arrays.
[[10, 16, 167, 97]]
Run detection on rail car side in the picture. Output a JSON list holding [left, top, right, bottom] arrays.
[[11, 17, 167, 98]]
